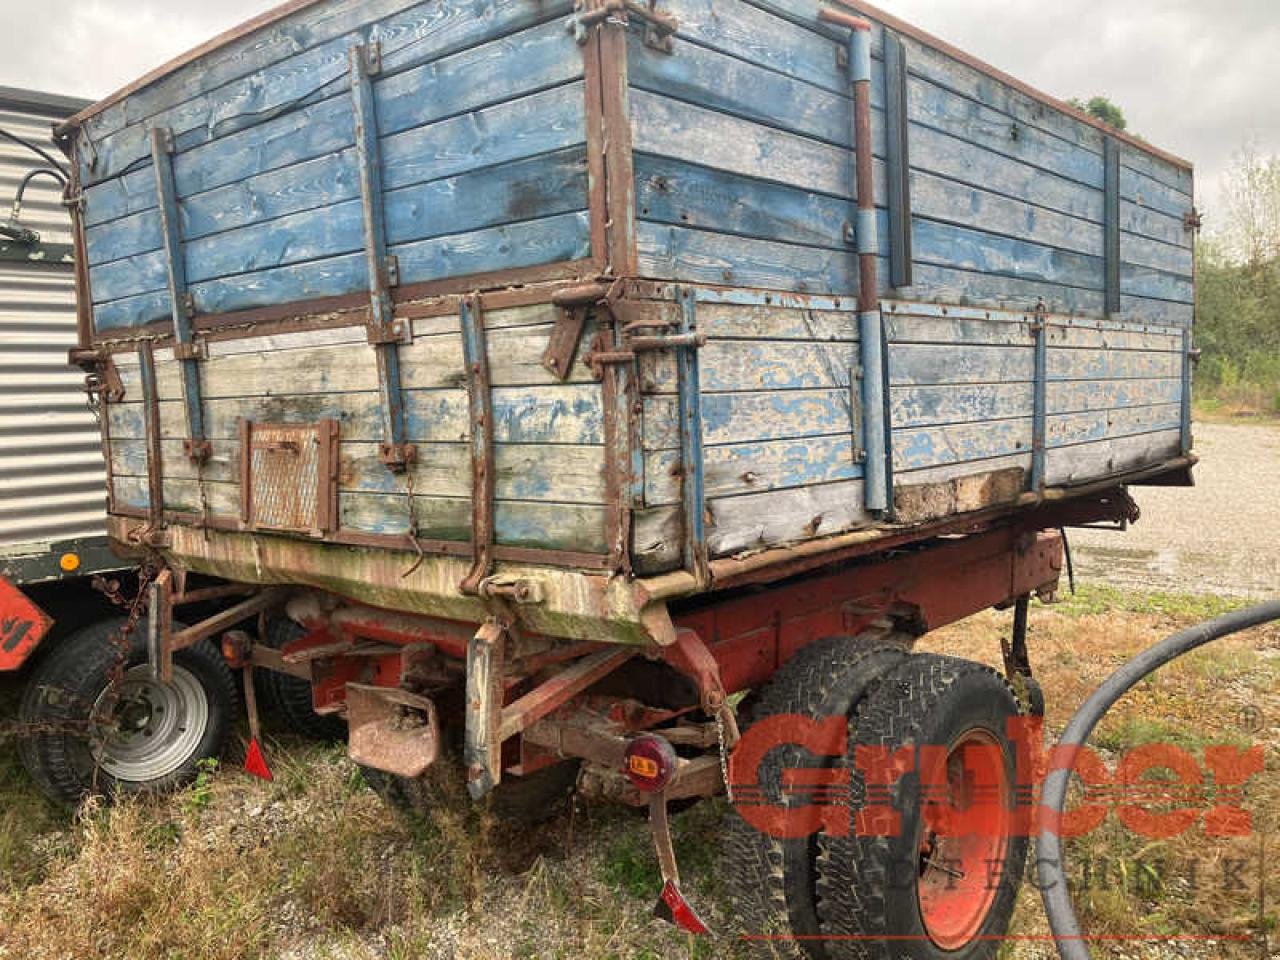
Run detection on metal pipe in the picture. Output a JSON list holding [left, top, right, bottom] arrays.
[[1039, 600, 1280, 960], [823, 10, 889, 513]]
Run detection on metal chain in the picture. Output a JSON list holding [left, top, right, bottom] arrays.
[[401, 462, 426, 579], [0, 567, 154, 745], [715, 707, 733, 804]]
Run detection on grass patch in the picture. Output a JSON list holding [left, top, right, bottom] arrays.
[[1049, 583, 1251, 621]]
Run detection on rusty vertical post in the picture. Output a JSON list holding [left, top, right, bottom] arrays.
[[460, 294, 495, 595]]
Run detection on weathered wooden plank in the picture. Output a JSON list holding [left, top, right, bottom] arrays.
[[635, 153, 889, 254], [907, 74, 1104, 190], [705, 478, 870, 557], [1044, 323, 1181, 354], [885, 309, 1031, 347], [86, 0, 421, 138], [107, 383, 604, 446], [1121, 201, 1191, 250], [1046, 378, 1182, 415], [1120, 166, 1194, 221], [1118, 296, 1193, 329], [85, 40, 584, 232], [1047, 348, 1181, 381], [913, 218, 1104, 293], [637, 222, 889, 295], [111, 438, 607, 504], [630, 89, 884, 201], [890, 343, 1035, 386], [909, 168, 1105, 260], [645, 434, 863, 506], [92, 146, 588, 298], [628, 25, 889, 149], [1044, 428, 1182, 487], [907, 263, 1107, 317], [1047, 403, 1183, 449], [633, 505, 683, 575], [1120, 232, 1194, 278], [658, 0, 862, 97], [84, 1, 576, 185], [645, 389, 853, 451], [1120, 264, 1194, 305], [909, 123, 1104, 225], [891, 383, 1033, 427], [691, 302, 859, 341], [1118, 143, 1194, 199], [339, 493, 608, 553], [894, 418, 1032, 472]]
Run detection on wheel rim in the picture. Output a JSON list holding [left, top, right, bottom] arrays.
[[915, 728, 1011, 951], [93, 664, 211, 783]]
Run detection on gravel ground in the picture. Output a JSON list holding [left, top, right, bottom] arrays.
[[1069, 422, 1280, 599]]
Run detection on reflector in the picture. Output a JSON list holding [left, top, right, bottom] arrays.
[[624, 735, 677, 793]]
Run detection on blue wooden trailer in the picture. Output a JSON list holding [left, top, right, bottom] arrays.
[[30, 0, 1197, 952]]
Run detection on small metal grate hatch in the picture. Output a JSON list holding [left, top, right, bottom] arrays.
[[239, 420, 339, 536]]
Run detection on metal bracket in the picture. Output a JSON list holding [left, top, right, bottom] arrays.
[[1183, 207, 1203, 233], [350, 42, 413, 474], [149, 126, 210, 465], [173, 340, 206, 362], [675, 288, 710, 589]]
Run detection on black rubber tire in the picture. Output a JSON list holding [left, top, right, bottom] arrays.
[[362, 757, 581, 826], [17, 616, 238, 806], [815, 655, 1029, 960], [722, 638, 913, 960], [258, 618, 347, 741]]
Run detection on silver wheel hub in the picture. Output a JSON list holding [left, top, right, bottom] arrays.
[[94, 664, 211, 783]]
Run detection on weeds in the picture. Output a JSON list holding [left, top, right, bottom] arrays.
[[0, 589, 1274, 958]]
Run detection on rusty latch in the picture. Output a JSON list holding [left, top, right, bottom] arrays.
[[571, 0, 679, 52], [184, 439, 213, 464], [630, 333, 707, 351]]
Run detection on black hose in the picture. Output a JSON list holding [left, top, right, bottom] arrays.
[[1038, 599, 1280, 959], [14, 167, 68, 206], [0, 126, 70, 177]]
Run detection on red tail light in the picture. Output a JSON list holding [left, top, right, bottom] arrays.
[[624, 734, 678, 793]]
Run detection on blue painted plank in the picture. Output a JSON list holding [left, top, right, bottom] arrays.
[[83, 1, 576, 185], [908, 262, 1108, 317], [909, 168, 1104, 261], [907, 74, 1104, 190], [630, 88, 885, 202], [912, 218, 1105, 293], [1120, 264, 1194, 305], [910, 123, 1105, 225], [659, 0, 865, 97], [85, 24, 583, 229], [893, 418, 1032, 472], [1119, 296, 1193, 329], [637, 222, 890, 296], [644, 389, 853, 451], [627, 26, 888, 149], [1120, 166, 1194, 221], [890, 342, 1034, 386], [1121, 202, 1191, 249], [635, 153, 890, 253]]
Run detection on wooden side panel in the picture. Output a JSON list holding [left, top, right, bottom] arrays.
[[624, 0, 1194, 323], [84, 9, 591, 331], [107, 303, 609, 553]]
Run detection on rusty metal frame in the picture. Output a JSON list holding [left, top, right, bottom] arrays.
[[138, 341, 164, 527], [167, 587, 287, 654], [596, 8, 639, 276], [149, 127, 211, 464], [459, 294, 496, 595], [349, 41, 415, 472], [497, 647, 635, 742], [238, 419, 340, 536]]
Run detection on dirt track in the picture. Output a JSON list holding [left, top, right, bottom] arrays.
[[1069, 421, 1280, 599]]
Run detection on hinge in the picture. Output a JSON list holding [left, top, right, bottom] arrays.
[[570, 1, 678, 52], [1183, 207, 1203, 233]]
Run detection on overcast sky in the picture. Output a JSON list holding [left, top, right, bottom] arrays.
[[0, 0, 1275, 222]]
